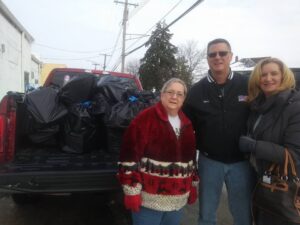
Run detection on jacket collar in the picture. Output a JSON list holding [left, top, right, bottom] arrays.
[[155, 102, 191, 127], [207, 69, 234, 83], [251, 89, 293, 114], [251, 89, 295, 137]]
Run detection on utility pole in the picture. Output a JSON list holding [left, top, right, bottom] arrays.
[[92, 62, 100, 70], [99, 53, 111, 71], [115, 0, 138, 72]]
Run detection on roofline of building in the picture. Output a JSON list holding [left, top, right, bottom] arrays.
[[31, 54, 41, 64], [0, 0, 34, 43]]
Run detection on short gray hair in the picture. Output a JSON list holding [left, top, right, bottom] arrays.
[[160, 78, 187, 96]]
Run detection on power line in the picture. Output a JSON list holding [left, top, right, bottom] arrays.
[[108, 0, 151, 71], [128, 0, 151, 20], [111, 0, 185, 70], [106, 26, 123, 68], [125, 0, 184, 52], [111, 56, 122, 71], [41, 54, 101, 61], [126, 0, 204, 56], [34, 42, 114, 54], [166, 0, 204, 30]]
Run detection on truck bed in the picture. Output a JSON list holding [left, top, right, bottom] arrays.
[[0, 71, 146, 196], [0, 147, 120, 193]]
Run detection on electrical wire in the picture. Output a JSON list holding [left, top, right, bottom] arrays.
[[125, 0, 204, 56], [107, 0, 150, 71], [111, 56, 122, 71], [111, 0, 185, 70], [106, 25, 123, 68], [33, 42, 114, 54], [128, 0, 151, 20], [41, 54, 102, 61], [126, 0, 184, 52], [111, 0, 203, 70]]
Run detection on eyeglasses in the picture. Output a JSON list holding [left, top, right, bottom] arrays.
[[208, 51, 230, 58], [164, 90, 185, 98]]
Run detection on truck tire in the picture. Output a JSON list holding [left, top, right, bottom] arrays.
[[11, 194, 41, 205]]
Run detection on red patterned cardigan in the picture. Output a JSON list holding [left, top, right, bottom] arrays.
[[118, 102, 199, 211]]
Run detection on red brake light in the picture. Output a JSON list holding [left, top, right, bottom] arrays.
[[0, 99, 7, 162], [0, 116, 3, 132], [0, 95, 16, 163], [0, 115, 5, 154]]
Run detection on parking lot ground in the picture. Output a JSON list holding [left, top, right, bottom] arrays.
[[182, 185, 233, 225], [0, 186, 233, 225]]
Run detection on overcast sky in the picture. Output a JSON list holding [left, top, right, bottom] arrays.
[[3, 0, 300, 71]]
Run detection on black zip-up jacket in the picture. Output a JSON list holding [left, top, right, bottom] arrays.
[[183, 71, 249, 163]]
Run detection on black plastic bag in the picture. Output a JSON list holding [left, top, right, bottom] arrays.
[[17, 102, 60, 146], [28, 125, 60, 145], [88, 92, 110, 116], [94, 75, 135, 105], [138, 90, 160, 105], [105, 101, 140, 128], [61, 102, 97, 154], [96, 75, 137, 90], [104, 89, 159, 128], [59, 74, 97, 105], [106, 127, 126, 154], [24, 87, 67, 124]]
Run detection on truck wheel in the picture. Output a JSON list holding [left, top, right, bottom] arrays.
[[11, 194, 41, 205]]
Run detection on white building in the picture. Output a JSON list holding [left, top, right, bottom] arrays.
[[30, 54, 41, 89], [0, 0, 40, 99]]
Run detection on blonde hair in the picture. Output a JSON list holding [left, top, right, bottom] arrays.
[[248, 57, 295, 102], [161, 78, 187, 96]]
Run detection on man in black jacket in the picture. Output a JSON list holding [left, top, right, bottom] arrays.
[[183, 38, 254, 225]]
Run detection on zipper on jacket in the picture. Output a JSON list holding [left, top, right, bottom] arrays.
[[218, 87, 225, 131]]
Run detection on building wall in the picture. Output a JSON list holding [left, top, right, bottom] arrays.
[[40, 63, 67, 85], [21, 32, 32, 91], [0, 12, 32, 99], [30, 55, 41, 89]]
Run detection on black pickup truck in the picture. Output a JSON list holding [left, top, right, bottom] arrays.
[[0, 68, 151, 204]]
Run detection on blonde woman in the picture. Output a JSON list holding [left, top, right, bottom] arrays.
[[239, 58, 300, 225]]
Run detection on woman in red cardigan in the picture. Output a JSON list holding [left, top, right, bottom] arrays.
[[118, 78, 199, 225]]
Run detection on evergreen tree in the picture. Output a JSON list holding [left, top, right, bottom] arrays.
[[176, 56, 193, 88], [139, 22, 178, 91]]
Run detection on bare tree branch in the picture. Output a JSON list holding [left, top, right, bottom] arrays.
[[177, 40, 207, 82]]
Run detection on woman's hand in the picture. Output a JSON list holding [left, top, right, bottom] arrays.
[[124, 194, 142, 212], [188, 186, 198, 204]]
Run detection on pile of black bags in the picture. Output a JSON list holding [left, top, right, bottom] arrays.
[[21, 74, 158, 154]]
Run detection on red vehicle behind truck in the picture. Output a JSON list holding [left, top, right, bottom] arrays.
[[0, 68, 144, 204]]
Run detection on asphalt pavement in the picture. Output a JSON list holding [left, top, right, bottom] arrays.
[[182, 185, 233, 225], [0, 186, 233, 225]]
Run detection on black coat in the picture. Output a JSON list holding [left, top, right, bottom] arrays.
[[247, 89, 300, 225], [183, 72, 249, 163], [248, 89, 300, 175]]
